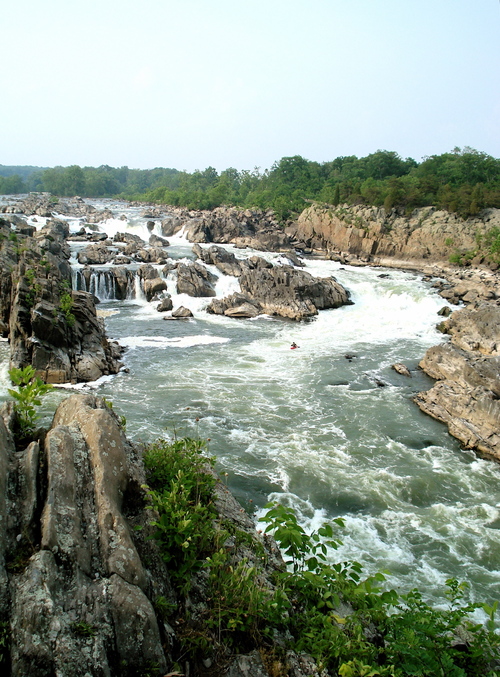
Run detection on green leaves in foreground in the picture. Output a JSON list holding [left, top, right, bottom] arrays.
[[143, 437, 217, 594], [260, 501, 500, 676], [8, 365, 53, 439], [142, 439, 500, 676]]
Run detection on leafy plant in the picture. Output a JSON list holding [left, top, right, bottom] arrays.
[[144, 437, 217, 593], [8, 365, 53, 439], [58, 290, 76, 327], [71, 622, 96, 638]]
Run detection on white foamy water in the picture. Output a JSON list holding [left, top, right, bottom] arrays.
[[1, 199, 499, 615]]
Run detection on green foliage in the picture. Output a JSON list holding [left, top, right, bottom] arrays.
[[71, 622, 96, 638], [139, 437, 500, 676], [58, 288, 76, 327], [259, 503, 500, 676], [144, 437, 217, 593], [8, 366, 53, 439], [3, 147, 499, 223], [204, 547, 282, 645]]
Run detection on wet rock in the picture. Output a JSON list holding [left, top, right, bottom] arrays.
[[171, 306, 193, 318], [176, 262, 217, 297], [237, 264, 352, 321], [193, 243, 243, 276], [157, 295, 173, 312], [77, 243, 114, 265], [391, 363, 412, 377]]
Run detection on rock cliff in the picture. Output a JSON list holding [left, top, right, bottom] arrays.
[[415, 304, 500, 461], [287, 203, 500, 267], [0, 217, 122, 383], [0, 393, 298, 677]]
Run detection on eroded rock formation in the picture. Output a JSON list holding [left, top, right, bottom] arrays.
[[287, 204, 500, 267], [415, 304, 500, 461], [0, 393, 288, 677], [0, 217, 123, 383]]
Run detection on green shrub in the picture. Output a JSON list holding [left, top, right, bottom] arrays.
[[8, 365, 53, 439], [143, 437, 217, 593], [58, 291, 75, 327]]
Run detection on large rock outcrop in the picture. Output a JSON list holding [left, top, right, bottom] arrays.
[[162, 206, 291, 252], [0, 394, 287, 676], [288, 204, 500, 267], [415, 304, 500, 461], [207, 263, 352, 321], [0, 217, 123, 383]]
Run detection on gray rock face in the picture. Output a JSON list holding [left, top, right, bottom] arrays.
[[416, 305, 500, 460], [206, 263, 352, 321], [193, 243, 244, 276], [238, 265, 352, 320], [290, 203, 500, 265], [0, 393, 296, 676], [0, 218, 123, 383], [161, 206, 291, 251], [1, 395, 168, 677], [176, 262, 217, 297], [77, 243, 115, 265]]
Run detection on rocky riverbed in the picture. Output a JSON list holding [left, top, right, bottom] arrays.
[[1, 194, 500, 460]]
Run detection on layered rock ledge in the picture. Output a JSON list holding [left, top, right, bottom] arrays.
[[415, 304, 500, 461]]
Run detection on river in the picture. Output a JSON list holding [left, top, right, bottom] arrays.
[[1, 198, 500, 615]]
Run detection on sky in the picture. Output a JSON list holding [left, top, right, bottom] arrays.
[[2, 0, 499, 172]]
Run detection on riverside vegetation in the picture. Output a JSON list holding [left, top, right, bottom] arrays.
[[4, 379, 500, 675], [144, 435, 500, 676], [2, 147, 500, 222]]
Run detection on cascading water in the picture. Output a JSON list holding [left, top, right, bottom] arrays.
[[1, 198, 500, 617]]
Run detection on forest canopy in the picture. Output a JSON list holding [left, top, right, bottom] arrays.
[[1, 147, 499, 221]]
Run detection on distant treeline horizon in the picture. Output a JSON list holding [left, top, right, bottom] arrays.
[[1, 147, 499, 221]]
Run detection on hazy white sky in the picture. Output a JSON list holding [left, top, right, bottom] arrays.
[[2, 0, 499, 171]]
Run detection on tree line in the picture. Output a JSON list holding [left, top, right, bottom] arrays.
[[1, 147, 499, 221]]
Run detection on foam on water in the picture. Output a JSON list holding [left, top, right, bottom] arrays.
[[2, 200, 499, 612], [120, 335, 230, 349]]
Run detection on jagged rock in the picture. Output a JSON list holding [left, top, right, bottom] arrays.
[[143, 277, 167, 302], [149, 234, 170, 247], [246, 256, 273, 270], [77, 243, 114, 265], [391, 363, 412, 377], [1, 218, 124, 383], [176, 262, 217, 297], [157, 295, 173, 312], [237, 265, 352, 320], [206, 293, 262, 318], [192, 243, 243, 276], [0, 395, 168, 676], [416, 305, 500, 460], [171, 306, 193, 318], [289, 203, 500, 264], [160, 206, 291, 252], [114, 232, 146, 247]]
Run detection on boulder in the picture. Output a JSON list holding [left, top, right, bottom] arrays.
[[176, 262, 217, 297], [77, 243, 114, 265], [143, 277, 167, 301], [171, 306, 193, 318], [192, 243, 243, 276], [391, 363, 412, 377], [237, 264, 352, 320], [157, 295, 173, 312]]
